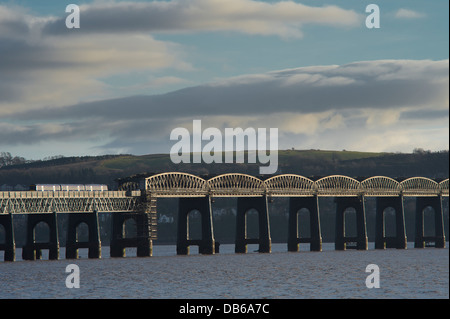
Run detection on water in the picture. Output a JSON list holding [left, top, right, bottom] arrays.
[[0, 243, 448, 299]]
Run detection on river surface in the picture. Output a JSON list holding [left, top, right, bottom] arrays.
[[0, 243, 448, 299]]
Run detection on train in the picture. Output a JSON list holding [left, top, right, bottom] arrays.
[[30, 184, 109, 191]]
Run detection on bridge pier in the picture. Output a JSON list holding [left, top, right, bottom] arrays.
[[177, 196, 215, 255], [110, 212, 153, 257], [235, 196, 271, 254], [66, 211, 101, 259], [335, 196, 368, 250], [287, 196, 322, 252], [375, 196, 407, 249], [414, 196, 446, 248], [0, 214, 15, 262], [22, 212, 60, 260]]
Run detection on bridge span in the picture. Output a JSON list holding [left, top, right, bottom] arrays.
[[0, 173, 448, 261]]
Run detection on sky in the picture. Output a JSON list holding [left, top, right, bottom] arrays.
[[0, 0, 448, 160]]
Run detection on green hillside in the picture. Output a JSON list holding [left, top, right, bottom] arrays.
[[0, 149, 448, 188]]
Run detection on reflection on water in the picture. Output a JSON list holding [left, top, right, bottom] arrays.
[[0, 243, 448, 299]]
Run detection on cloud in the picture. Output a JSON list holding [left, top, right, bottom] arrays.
[[0, 2, 447, 156], [42, 0, 361, 38], [11, 59, 447, 120], [0, 1, 361, 116], [1, 59, 448, 154], [0, 4, 192, 115], [395, 8, 426, 19]]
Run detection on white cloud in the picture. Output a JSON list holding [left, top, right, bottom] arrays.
[[0, 0, 361, 115], [365, 109, 402, 128], [395, 8, 426, 19], [0, 5, 192, 115], [43, 0, 362, 39]]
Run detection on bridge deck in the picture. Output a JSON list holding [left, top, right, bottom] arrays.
[[1, 175, 447, 213], [0, 190, 142, 214]]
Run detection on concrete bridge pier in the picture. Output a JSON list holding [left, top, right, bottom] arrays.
[[22, 212, 59, 260], [335, 196, 368, 250], [66, 211, 101, 259], [0, 213, 15, 262], [415, 196, 446, 248], [177, 196, 215, 255], [287, 196, 322, 252], [375, 196, 407, 249], [235, 196, 271, 254], [110, 212, 153, 257]]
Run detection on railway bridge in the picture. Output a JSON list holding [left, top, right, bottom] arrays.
[[0, 173, 448, 261]]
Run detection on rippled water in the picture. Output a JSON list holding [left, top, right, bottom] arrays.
[[0, 243, 448, 299]]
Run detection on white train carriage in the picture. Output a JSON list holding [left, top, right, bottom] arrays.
[[85, 184, 108, 191], [60, 184, 85, 191], [32, 184, 62, 191], [30, 184, 108, 191]]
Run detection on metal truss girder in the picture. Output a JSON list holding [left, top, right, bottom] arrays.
[[144, 173, 449, 198], [400, 177, 441, 197], [265, 174, 315, 197], [0, 191, 141, 214], [207, 173, 266, 197], [361, 176, 401, 197]]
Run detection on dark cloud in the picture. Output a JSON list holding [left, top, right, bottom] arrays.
[[399, 109, 449, 121], [8, 59, 449, 122], [41, 0, 360, 37], [1, 59, 447, 155]]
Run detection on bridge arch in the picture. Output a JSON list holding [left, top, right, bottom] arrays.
[[207, 173, 265, 197], [316, 175, 361, 196], [361, 176, 401, 197], [400, 177, 440, 197], [265, 174, 316, 197], [0, 223, 5, 244], [145, 172, 208, 197], [33, 221, 51, 243], [122, 217, 138, 239], [439, 178, 449, 197], [75, 221, 90, 242]]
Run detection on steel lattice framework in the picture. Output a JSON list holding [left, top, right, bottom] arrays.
[[145, 172, 208, 197], [1, 174, 447, 214], [440, 178, 449, 197], [0, 191, 141, 214], [361, 176, 401, 197], [207, 173, 266, 197], [144, 173, 449, 198], [400, 177, 441, 197], [316, 175, 362, 197], [265, 174, 316, 197]]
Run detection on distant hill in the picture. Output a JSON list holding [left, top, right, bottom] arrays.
[[0, 150, 448, 188]]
